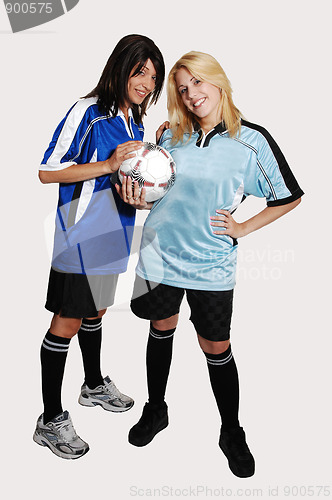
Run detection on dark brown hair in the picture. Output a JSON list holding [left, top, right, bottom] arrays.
[[85, 34, 165, 124]]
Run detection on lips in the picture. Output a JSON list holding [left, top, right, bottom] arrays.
[[193, 97, 206, 108], [135, 89, 147, 98]]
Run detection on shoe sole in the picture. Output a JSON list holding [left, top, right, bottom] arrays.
[[33, 431, 89, 460], [219, 440, 255, 478], [78, 395, 134, 412], [128, 419, 168, 447]]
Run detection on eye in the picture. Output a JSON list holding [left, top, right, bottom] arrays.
[[180, 87, 187, 94], [194, 79, 201, 85]]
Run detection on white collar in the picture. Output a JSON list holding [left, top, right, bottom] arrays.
[[117, 107, 133, 119]]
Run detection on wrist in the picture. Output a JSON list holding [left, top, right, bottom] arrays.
[[102, 158, 116, 175], [237, 221, 250, 238]]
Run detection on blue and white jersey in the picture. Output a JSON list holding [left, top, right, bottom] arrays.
[[136, 120, 304, 291], [40, 97, 144, 275]]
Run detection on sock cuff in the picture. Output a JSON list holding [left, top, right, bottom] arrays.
[[80, 317, 102, 332], [149, 323, 176, 340], [204, 345, 233, 366], [42, 330, 70, 353]]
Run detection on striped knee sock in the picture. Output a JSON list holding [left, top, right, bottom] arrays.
[[147, 323, 175, 405], [77, 318, 104, 389], [40, 330, 71, 424], [204, 345, 240, 430]]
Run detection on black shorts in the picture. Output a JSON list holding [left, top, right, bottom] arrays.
[[130, 276, 234, 341], [45, 267, 119, 318]]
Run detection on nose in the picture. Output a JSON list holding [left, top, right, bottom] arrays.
[[187, 85, 197, 100], [142, 76, 155, 91]]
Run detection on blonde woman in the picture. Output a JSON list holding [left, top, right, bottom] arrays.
[[126, 51, 303, 477]]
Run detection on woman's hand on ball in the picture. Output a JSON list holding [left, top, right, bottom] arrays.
[[107, 141, 142, 173], [115, 176, 152, 210]]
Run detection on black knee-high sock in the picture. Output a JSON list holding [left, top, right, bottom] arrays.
[[41, 330, 71, 424], [77, 318, 104, 389], [203, 345, 240, 430], [146, 323, 175, 405]]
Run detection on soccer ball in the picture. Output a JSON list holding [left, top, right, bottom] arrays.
[[118, 142, 176, 202]]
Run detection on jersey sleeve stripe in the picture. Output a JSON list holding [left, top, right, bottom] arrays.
[[241, 120, 304, 203], [71, 115, 108, 162], [256, 158, 277, 199], [234, 137, 277, 200], [266, 189, 304, 207], [40, 99, 99, 171]]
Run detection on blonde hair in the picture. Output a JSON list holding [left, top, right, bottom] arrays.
[[167, 51, 242, 143]]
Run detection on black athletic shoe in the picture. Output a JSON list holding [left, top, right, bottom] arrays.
[[219, 427, 255, 478], [128, 402, 168, 447]]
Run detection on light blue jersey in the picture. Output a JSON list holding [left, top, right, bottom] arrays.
[[136, 120, 303, 291], [40, 97, 144, 275]]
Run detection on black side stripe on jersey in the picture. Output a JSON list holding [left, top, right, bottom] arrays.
[[67, 181, 84, 228], [234, 137, 277, 200], [240, 120, 304, 204]]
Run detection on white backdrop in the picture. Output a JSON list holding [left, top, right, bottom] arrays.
[[1, 0, 331, 498]]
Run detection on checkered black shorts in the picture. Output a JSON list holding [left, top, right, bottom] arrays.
[[130, 275, 234, 341]]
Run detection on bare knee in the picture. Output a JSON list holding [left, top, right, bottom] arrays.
[[152, 314, 178, 331], [50, 314, 82, 339], [86, 308, 107, 320], [197, 334, 230, 354]]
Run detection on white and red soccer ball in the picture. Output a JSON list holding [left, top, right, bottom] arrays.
[[118, 142, 176, 202]]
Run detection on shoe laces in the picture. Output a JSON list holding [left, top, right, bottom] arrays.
[[52, 418, 78, 442], [104, 379, 121, 398]]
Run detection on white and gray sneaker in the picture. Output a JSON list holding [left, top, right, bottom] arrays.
[[33, 410, 89, 460], [78, 375, 134, 412]]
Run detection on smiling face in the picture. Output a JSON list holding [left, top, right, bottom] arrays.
[[126, 58, 157, 107], [175, 67, 222, 131]]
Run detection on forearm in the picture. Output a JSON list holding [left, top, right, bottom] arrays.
[[211, 198, 301, 238], [239, 198, 301, 237], [39, 140, 142, 184], [39, 160, 112, 184]]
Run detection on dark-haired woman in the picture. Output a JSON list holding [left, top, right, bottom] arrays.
[[33, 34, 165, 460]]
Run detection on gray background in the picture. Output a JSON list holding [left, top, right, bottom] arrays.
[[1, 0, 331, 498]]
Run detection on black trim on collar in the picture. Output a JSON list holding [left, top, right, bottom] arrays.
[[195, 129, 205, 147], [215, 122, 227, 135], [195, 121, 227, 148]]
